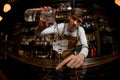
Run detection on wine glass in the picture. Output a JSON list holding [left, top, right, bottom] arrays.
[[52, 39, 68, 60]]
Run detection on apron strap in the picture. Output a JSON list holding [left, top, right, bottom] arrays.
[[61, 23, 66, 39]]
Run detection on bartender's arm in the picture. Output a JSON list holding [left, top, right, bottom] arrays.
[[56, 27, 88, 70]]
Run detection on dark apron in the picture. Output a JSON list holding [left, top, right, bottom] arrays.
[[55, 23, 79, 59]]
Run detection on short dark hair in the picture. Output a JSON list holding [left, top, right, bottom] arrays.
[[70, 8, 84, 18]]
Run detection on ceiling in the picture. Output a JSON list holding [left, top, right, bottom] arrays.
[[0, 0, 120, 33]]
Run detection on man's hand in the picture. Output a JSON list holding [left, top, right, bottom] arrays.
[[35, 6, 54, 32], [56, 53, 85, 70]]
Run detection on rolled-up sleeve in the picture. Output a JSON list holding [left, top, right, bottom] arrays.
[[78, 27, 89, 57]]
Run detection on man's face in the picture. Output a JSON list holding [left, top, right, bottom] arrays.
[[68, 16, 82, 30]]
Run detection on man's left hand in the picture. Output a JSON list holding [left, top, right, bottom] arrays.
[[56, 53, 85, 70]]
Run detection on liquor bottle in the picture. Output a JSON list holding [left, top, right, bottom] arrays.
[[24, 8, 56, 22], [90, 44, 96, 57]]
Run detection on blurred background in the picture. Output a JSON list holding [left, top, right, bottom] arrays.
[[0, 0, 120, 33]]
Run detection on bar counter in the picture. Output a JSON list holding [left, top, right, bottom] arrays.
[[5, 50, 120, 69], [1, 49, 120, 80]]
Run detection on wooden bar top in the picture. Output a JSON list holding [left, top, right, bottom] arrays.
[[5, 50, 120, 69]]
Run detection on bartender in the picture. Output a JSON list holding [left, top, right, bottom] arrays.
[[35, 6, 89, 70]]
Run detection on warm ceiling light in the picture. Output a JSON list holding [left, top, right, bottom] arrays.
[[3, 3, 11, 12], [115, 0, 120, 6], [0, 16, 3, 21]]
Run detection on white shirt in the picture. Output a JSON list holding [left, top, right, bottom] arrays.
[[39, 23, 88, 57]]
